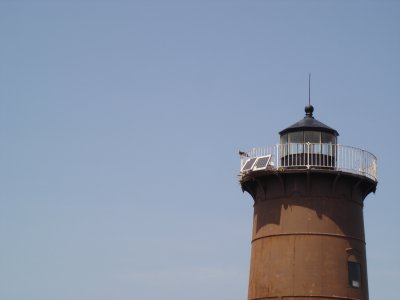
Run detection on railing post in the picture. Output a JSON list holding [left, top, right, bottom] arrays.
[[276, 144, 279, 168], [362, 149, 365, 176], [335, 144, 338, 170]]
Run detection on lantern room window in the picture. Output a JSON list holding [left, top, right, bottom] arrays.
[[304, 131, 320, 143], [322, 132, 336, 144], [282, 131, 337, 145], [288, 131, 304, 143], [280, 133, 288, 145]]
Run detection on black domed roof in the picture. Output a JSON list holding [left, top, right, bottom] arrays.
[[279, 105, 339, 136]]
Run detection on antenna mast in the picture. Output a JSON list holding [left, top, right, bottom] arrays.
[[309, 73, 311, 106]]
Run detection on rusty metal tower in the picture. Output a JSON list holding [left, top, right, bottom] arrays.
[[239, 104, 377, 300]]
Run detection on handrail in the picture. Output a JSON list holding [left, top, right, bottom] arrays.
[[240, 143, 377, 182]]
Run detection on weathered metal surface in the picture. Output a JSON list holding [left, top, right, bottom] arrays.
[[241, 171, 374, 300]]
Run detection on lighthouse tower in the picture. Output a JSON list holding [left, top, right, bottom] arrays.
[[239, 105, 377, 300]]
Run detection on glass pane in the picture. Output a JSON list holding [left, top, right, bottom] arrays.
[[348, 262, 361, 288], [304, 131, 321, 143], [322, 132, 336, 144], [280, 134, 288, 145], [288, 131, 304, 143]]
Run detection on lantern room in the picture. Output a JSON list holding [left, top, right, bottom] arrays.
[[279, 105, 339, 145]]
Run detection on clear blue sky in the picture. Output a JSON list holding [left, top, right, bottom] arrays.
[[0, 1, 399, 299]]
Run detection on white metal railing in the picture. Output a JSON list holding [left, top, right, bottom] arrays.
[[240, 143, 377, 182]]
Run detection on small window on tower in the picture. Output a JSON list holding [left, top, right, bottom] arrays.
[[348, 261, 362, 288]]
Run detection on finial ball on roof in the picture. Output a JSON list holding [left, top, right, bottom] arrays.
[[305, 105, 314, 117]]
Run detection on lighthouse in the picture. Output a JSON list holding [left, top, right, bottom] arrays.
[[239, 104, 377, 300]]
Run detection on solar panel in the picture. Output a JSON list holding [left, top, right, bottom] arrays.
[[241, 157, 257, 172], [252, 155, 271, 171]]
